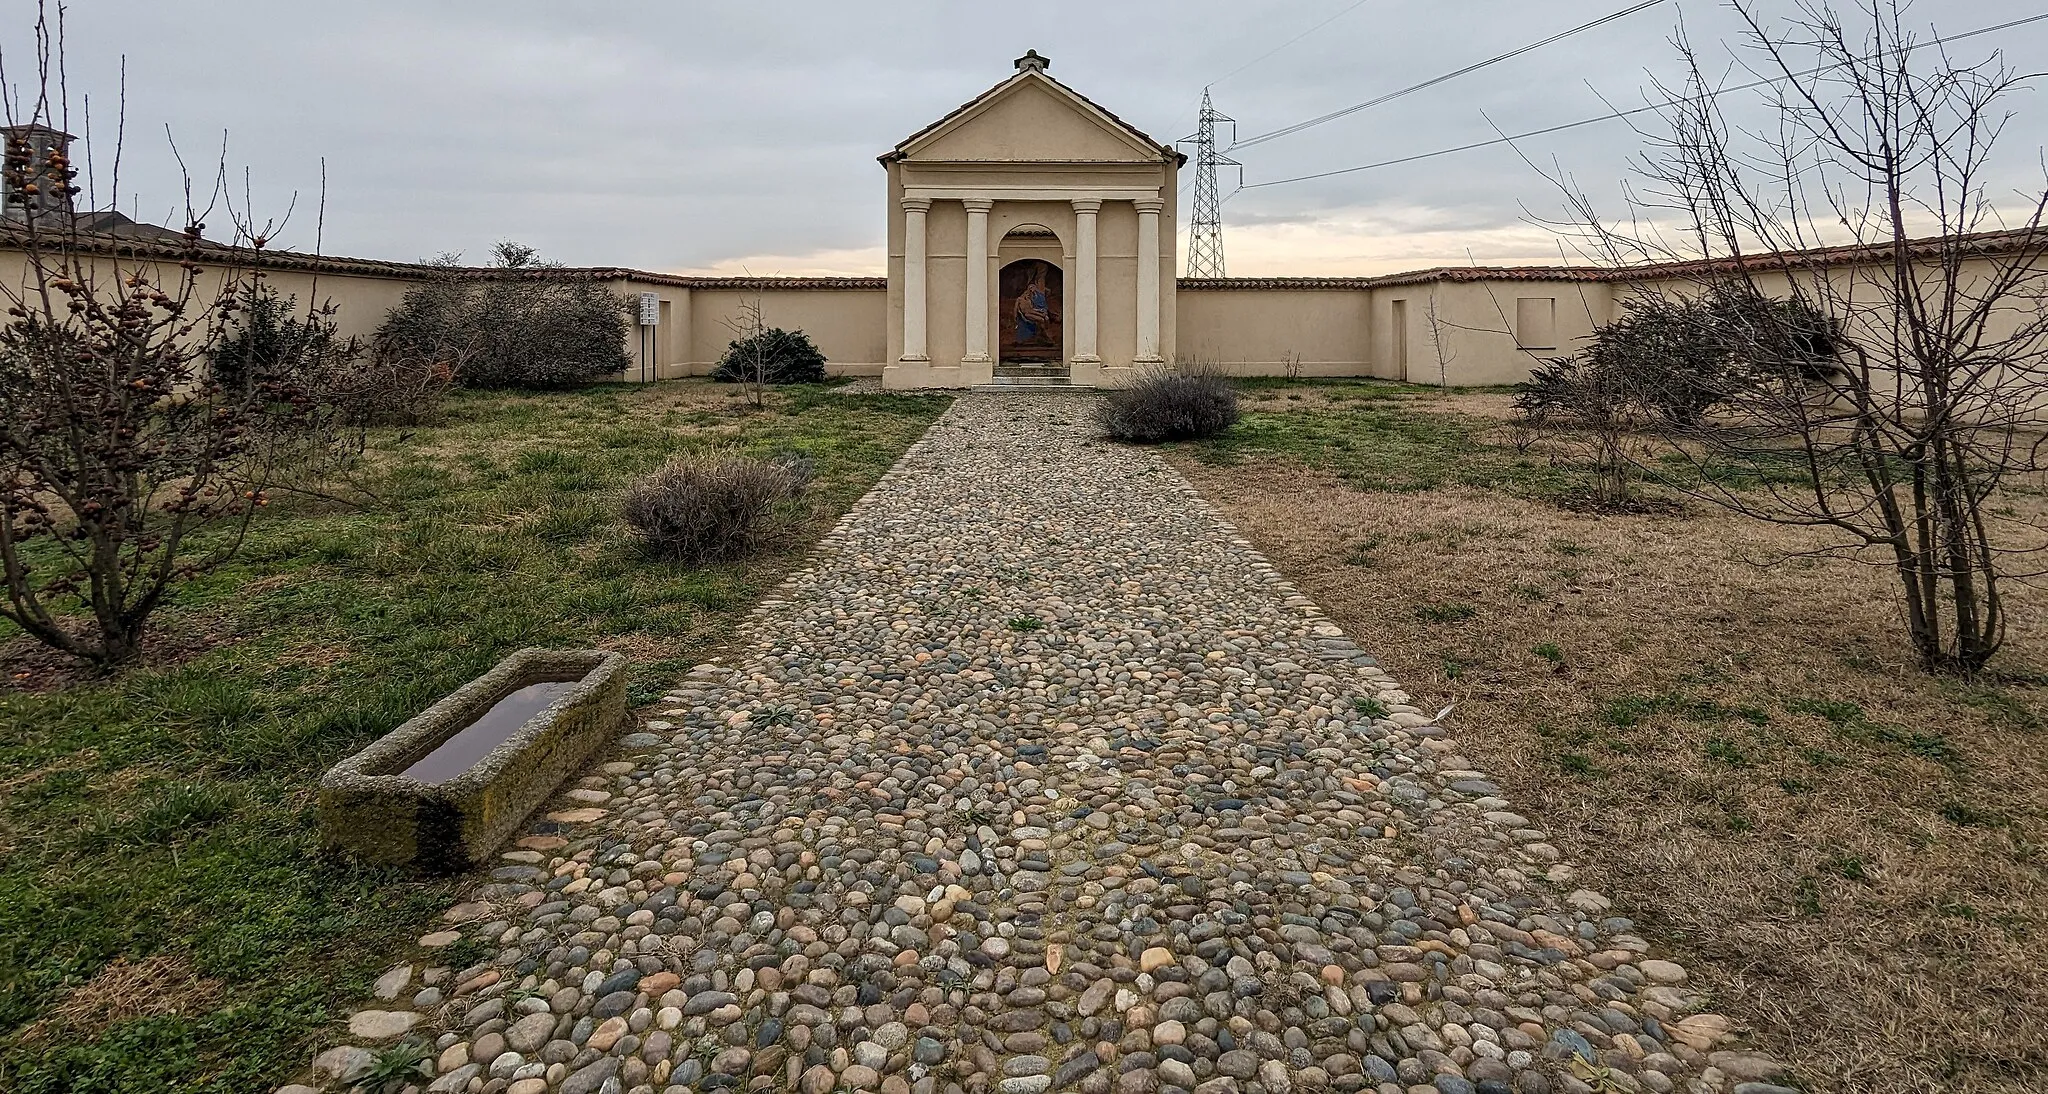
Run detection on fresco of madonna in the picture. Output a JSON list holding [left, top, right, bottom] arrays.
[[999, 260, 1063, 363]]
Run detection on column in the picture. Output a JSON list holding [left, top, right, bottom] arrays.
[[962, 198, 993, 364], [1134, 198, 1164, 364], [899, 197, 931, 362], [1071, 198, 1101, 363]]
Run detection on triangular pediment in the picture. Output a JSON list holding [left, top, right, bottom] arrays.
[[889, 70, 1176, 165]]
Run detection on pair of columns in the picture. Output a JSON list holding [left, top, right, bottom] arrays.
[[899, 195, 1164, 366]]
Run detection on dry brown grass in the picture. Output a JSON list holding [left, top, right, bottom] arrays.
[[15, 956, 223, 1042], [1171, 401, 2048, 1094]]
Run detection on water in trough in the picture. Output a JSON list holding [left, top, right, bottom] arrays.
[[402, 679, 579, 783]]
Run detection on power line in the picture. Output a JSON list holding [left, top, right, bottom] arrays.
[[1241, 10, 2048, 190], [1162, 0, 1378, 167], [1230, 0, 1670, 151], [1211, 0, 1375, 89]]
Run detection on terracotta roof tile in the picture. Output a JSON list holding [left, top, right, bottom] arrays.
[[1178, 228, 2047, 288], [9, 225, 2032, 298], [0, 227, 887, 290]]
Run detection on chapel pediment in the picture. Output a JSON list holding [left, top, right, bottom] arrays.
[[885, 51, 1180, 166]]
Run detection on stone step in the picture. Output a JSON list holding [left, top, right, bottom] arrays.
[[986, 375, 1072, 385], [971, 378, 1089, 393]]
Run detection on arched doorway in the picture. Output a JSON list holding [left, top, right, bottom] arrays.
[[999, 258, 1064, 367]]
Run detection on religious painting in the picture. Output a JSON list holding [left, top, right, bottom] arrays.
[[999, 260, 1063, 363]]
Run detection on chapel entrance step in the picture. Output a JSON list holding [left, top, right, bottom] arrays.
[[974, 377, 1082, 392], [983, 363, 1074, 390]]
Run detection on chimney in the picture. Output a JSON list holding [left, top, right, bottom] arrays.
[[2, 123, 76, 224]]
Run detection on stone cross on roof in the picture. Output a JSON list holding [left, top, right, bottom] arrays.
[[1014, 50, 1050, 73]]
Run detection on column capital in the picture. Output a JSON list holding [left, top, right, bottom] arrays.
[[960, 197, 994, 213], [901, 197, 933, 213], [1070, 197, 1103, 215], [1132, 198, 1164, 215]]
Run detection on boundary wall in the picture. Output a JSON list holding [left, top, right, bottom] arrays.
[[3, 228, 2034, 388]]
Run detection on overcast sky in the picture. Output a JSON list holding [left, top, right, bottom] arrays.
[[12, 0, 2048, 276]]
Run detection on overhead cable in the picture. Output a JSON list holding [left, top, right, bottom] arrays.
[[1210, 0, 1377, 89], [1230, 0, 1671, 151], [1240, 10, 2048, 189]]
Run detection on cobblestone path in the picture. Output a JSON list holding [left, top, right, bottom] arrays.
[[307, 396, 1787, 1094]]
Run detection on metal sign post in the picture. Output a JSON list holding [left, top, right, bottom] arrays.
[[637, 292, 661, 384]]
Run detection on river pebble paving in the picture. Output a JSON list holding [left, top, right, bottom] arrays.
[[291, 395, 1793, 1094]]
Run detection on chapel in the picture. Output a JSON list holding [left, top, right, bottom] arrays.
[[880, 50, 1183, 390]]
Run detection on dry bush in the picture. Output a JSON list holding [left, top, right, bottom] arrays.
[[1096, 366, 1240, 443], [621, 450, 811, 562], [374, 242, 631, 391], [324, 345, 453, 427]]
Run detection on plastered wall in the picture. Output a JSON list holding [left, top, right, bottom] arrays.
[[3, 239, 2027, 390]]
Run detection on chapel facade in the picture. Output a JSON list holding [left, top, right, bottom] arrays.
[[880, 51, 1183, 390]]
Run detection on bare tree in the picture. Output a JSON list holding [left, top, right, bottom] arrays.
[[1422, 296, 1456, 391], [0, 2, 319, 667], [1545, 0, 2048, 673], [725, 295, 771, 409]]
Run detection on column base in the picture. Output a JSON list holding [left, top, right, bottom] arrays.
[[884, 361, 968, 389], [898, 355, 930, 363], [1097, 363, 1136, 387], [961, 353, 992, 364], [1133, 355, 1165, 365], [1070, 354, 1102, 365]]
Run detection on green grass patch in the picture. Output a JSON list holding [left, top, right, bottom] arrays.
[[1340, 535, 1384, 567], [1939, 801, 2010, 828], [0, 381, 947, 1092], [1704, 736, 1752, 767], [1599, 690, 1770, 729], [1784, 696, 1961, 765], [1185, 383, 1871, 506], [1187, 402, 1581, 496]]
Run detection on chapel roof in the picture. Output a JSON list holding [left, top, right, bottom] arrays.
[[881, 51, 1186, 166]]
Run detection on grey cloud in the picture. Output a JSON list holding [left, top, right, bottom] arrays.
[[13, 0, 2047, 273]]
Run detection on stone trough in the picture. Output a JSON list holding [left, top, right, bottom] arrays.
[[319, 648, 628, 872]]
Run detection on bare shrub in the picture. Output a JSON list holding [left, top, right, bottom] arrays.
[[1511, 356, 1640, 510], [621, 451, 812, 562], [375, 243, 632, 391], [1096, 366, 1241, 443], [324, 344, 453, 427]]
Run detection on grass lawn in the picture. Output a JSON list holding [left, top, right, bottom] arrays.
[[0, 380, 948, 1093], [1173, 379, 2048, 1094]]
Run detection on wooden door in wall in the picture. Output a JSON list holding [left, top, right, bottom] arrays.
[[999, 260, 1064, 365]]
